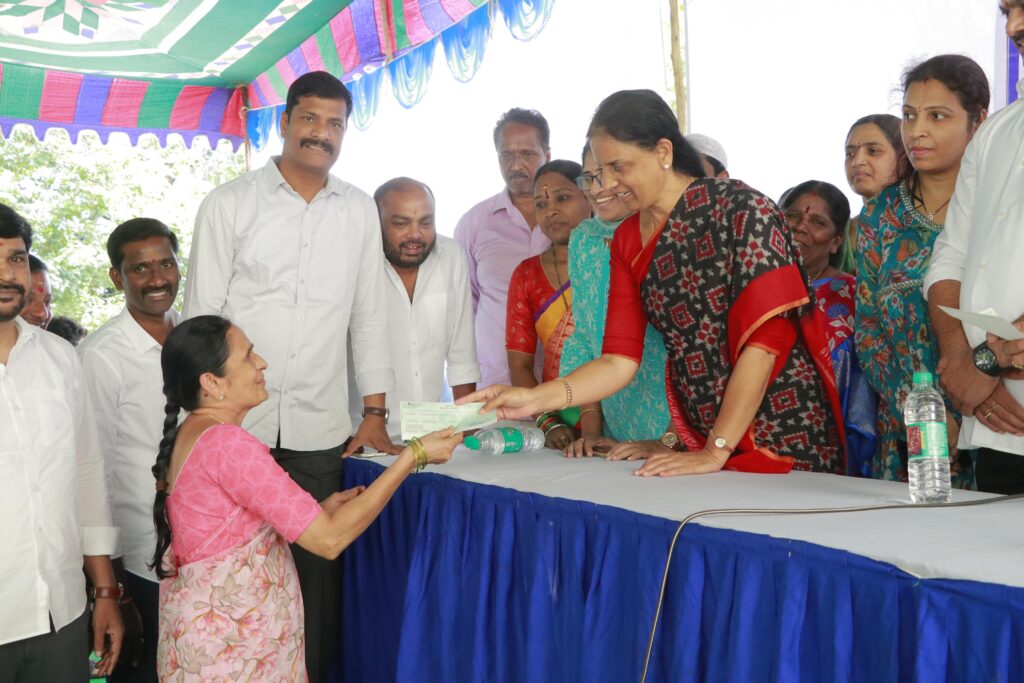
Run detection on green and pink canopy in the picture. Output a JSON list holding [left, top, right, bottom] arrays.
[[0, 0, 555, 149]]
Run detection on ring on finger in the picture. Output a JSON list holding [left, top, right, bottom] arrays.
[[1013, 362, 1024, 371], [982, 406, 995, 419]]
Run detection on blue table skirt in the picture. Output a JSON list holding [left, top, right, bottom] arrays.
[[340, 459, 1024, 683]]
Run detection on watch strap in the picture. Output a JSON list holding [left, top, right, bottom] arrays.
[[90, 583, 124, 602], [361, 406, 389, 423]]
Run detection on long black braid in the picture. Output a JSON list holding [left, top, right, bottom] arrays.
[[148, 315, 232, 579], [150, 401, 181, 579]]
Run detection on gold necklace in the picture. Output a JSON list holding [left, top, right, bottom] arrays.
[[549, 247, 571, 311]]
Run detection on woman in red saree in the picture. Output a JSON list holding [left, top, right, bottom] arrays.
[[462, 90, 844, 475], [506, 160, 592, 449], [151, 316, 461, 681]]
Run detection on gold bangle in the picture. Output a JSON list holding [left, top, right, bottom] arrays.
[[556, 376, 573, 410], [409, 437, 428, 472]]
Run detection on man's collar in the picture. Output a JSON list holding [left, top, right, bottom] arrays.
[[491, 188, 517, 215], [263, 157, 343, 197], [12, 315, 35, 343], [117, 306, 178, 353]]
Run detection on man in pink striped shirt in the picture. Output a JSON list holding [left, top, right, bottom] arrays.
[[454, 108, 552, 386]]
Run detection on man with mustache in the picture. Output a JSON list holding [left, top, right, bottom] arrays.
[[0, 203, 123, 681], [20, 254, 52, 328], [925, 0, 1024, 493], [454, 108, 552, 386], [348, 178, 480, 435], [77, 218, 181, 683], [183, 70, 394, 682]]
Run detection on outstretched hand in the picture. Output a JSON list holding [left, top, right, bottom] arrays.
[[455, 384, 551, 420], [416, 427, 464, 465]]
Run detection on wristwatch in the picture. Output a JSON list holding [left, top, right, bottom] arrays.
[[659, 431, 682, 451], [707, 429, 735, 455], [88, 582, 124, 604], [361, 406, 390, 424], [973, 342, 1004, 377]]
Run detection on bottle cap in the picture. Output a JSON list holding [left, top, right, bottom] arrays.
[[464, 435, 481, 450], [912, 371, 933, 385]]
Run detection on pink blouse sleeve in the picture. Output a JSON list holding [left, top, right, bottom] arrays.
[[204, 425, 323, 543]]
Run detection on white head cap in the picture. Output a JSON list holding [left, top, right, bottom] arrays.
[[685, 133, 728, 170]]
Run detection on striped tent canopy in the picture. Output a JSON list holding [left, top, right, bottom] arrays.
[[0, 0, 555, 149]]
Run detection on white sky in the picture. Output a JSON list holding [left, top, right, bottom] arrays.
[[253, 0, 1007, 233]]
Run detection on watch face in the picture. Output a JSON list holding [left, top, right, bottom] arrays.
[[975, 347, 998, 371], [714, 436, 728, 450]]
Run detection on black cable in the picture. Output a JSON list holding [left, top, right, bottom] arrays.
[[638, 492, 1024, 683]]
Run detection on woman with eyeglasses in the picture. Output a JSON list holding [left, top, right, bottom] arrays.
[[559, 144, 671, 459], [781, 181, 877, 476], [463, 89, 844, 476], [505, 160, 592, 449], [855, 55, 989, 484]]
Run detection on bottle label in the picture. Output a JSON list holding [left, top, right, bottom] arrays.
[[907, 422, 948, 461], [500, 427, 524, 453]]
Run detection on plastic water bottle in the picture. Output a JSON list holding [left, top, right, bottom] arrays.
[[464, 426, 544, 455], [904, 371, 952, 503]]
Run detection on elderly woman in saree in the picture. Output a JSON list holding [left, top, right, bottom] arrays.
[[781, 180, 877, 476], [465, 89, 845, 476], [151, 316, 461, 681]]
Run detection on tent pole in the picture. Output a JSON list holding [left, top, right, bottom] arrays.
[[668, 0, 687, 132]]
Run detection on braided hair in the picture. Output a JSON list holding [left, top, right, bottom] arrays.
[[150, 315, 232, 578]]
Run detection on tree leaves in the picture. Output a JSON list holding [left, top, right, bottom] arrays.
[[0, 128, 244, 328]]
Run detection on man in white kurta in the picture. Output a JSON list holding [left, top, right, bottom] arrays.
[[349, 178, 480, 437], [924, 0, 1024, 493], [0, 204, 121, 681], [78, 218, 182, 683]]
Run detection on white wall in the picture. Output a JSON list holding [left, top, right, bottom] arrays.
[[686, 0, 1001, 206]]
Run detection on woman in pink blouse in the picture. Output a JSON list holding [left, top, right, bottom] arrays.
[[150, 316, 461, 682]]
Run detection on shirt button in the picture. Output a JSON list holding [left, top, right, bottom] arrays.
[[302, 242, 309, 247], [289, 353, 296, 359], [296, 314, 303, 321]]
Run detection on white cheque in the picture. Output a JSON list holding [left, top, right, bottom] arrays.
[[937, 306, 1024, 341], [400, 401, 498, 441]]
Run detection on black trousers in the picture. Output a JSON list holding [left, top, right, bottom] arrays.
[[0, 610, 89, 683], [975, 447, 1024, 494], [271, 443, 346, 683], [109, 573, 158, 683]]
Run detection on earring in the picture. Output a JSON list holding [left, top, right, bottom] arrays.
[[218, 394, 225, 401], [662, 163, 670, 170]]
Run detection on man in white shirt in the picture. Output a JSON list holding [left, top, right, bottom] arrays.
[[924, 0, 1024, 493], [183, 71, 395, 682], [0, 204, 122, 681], [349, 178, 480, 436], [78, 218, 181, 683], [454, 108, 552, 386], [20, 254, 52, 328]]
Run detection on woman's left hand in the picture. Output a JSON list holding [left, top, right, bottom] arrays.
[[320, 486, 365, 513], [634, 447, 729, 477], [544, 424, 575, 450]]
